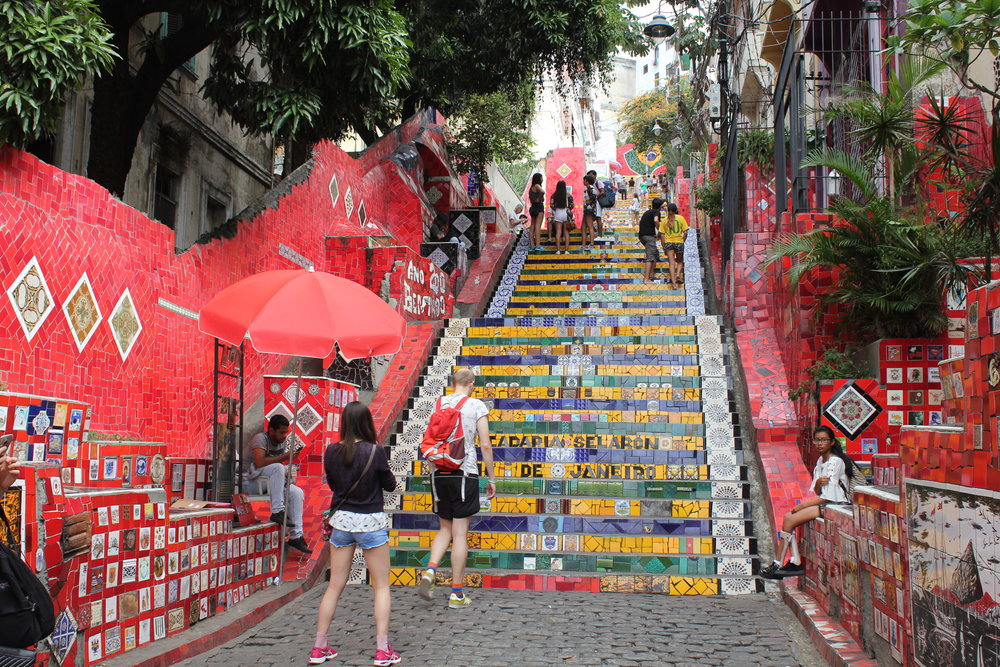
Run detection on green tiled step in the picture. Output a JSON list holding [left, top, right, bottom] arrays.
[[391, 532, 755, 557], [390, 548, 758, 576], [403, 477, 749, 499]]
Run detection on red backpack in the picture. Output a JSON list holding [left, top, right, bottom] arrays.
[[420, 396, 470, 471]]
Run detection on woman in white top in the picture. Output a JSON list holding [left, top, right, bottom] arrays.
[[629, 193, 642, 226], [761, 426, 855, 580]]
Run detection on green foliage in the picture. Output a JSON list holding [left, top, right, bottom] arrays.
[[737, 129, 775, 171], [498, 160, 536, 194], [204, 0, 411, 145], [448, 86, 533, 204], [0, 0, 116, 146], [693, 178, 722, 218], [766, 195, 980, 340], [889, 0, 1000, 101], [617, 82, 696, 168], [788, 349, 872, 401]]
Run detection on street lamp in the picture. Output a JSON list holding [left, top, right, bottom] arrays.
[[652, 120, 663, 137], [644, 14, 676, 45]]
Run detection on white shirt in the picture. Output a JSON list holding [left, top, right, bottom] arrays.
[[438, 393, 489, 476], [813, 456, 849, 502]]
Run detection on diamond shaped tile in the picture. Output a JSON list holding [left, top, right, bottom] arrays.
[[428, 249, 450, 267], [358, 200, 367, 226], [63, 273, 102, 351], [822, 381, 883, 439], [452, 213, 472, 233], [294, 403, 322, 435], [425, 185, 442, 205], [556, 163, 572, 179], [329, 174, 340, 207], [344, 187, 354, 219], [265, 402, 293, 422], [282, 382, 304, 406], [8, 257, 55, 341], [109, 289, 142, 360]]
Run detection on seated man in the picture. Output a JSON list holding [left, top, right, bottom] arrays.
[[247, 415, 311, 554]]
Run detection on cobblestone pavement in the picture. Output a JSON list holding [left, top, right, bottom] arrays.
[[179, 586, 828, 667]]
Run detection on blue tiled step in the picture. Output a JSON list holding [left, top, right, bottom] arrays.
[[488, 448, 743, 466], [455, 354, 701, 366], [470, 315, 705, 327], [488, 398, 705, 411], [403, 477, 750, 499], [392, 513, 751, 536]]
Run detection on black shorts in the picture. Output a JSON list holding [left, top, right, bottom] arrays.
[[432, 474, 480, 520], [529, 203, 544, 217]]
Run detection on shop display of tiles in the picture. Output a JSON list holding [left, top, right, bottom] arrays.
[[385, 204, 760, 594]]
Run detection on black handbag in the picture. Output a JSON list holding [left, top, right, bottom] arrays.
[[0, 509, 55, 650]]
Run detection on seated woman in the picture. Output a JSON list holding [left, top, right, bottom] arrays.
[[761, 426, 852, 579]]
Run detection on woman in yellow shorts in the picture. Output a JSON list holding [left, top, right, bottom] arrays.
[[658, 203, 689, 288]]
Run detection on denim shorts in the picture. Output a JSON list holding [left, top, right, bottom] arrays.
[[329, 527, 389, 550]]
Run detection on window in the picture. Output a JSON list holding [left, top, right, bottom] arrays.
[[153, 165, 180, 229], [643, 64, 649, 74], [653, 46, 659, 66], [205, 195, 228, 231], [160, 13, 197, 76]]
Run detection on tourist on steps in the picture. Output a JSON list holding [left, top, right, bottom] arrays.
[[527, 173, 546, 251], [418, 369, 496, 609], [581, 173, 600, 251], [549, 180, 576, 254], [312, 402, 399, 666], [638, 197, 664, 284], [761, 426, 853, 580], [587, 169, 605, 239], [629, 192, 642, 227], [247, 415, 311, 554], [659, 203, 689, 288]]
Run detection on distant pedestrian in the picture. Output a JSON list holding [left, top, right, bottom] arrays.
[[629, 192, 642, 227], [581, 174, 600, 250], [528, 173, 546, 251], [418, 369, 496, 608], [312, 402, 399, 666], [659, 202, 689, 288], [628, 177, 635, 195], [638, 197, 664, 284], [550, 180, 576, 254], [587, 169, 605, 238]]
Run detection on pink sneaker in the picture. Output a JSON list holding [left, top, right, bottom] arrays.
[[309, 645, 338, 664], [373, 643, 401, 666]]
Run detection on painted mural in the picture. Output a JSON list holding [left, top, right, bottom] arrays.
[[906, 480, 1000, 667]]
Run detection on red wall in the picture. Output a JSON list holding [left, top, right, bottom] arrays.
[[543, 147, 586, 208], [0, 118, 458, 456]]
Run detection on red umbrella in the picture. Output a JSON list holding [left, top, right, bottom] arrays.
[[199, 268, 406, 581], [199, 269, 405, 360]]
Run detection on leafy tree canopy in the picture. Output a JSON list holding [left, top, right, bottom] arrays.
[[449, 81, 534, 204], [2, 0, 648, 196], [0, 1, 116, 147], [617, 81, 695, 171]]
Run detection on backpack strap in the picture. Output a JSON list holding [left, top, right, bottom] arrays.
[[454, 396, 470, 411]]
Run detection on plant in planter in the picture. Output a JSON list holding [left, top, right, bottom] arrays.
[[789, 348, 872, 401], [693, 178, 722, 218]]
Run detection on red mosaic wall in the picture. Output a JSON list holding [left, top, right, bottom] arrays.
[[0, 115, 467, 457], [544, 147, 586, 206]]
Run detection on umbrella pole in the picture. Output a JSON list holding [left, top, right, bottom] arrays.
[[276, 356, 303, 585]]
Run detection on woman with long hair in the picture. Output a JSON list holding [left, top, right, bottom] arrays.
[[311, 402, 399, 666], [581, 173, 599, 250], [527, 172, 546, 251], [549, 180, 575, 254], [629, 192, 641, 226], [761, 425, 855, 579]]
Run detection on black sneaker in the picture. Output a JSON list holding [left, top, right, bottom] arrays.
[[286, 536, 313, 554], [269, 511, 297, 528], [759, 562, 782, 579], [775, 562, 805, 578]]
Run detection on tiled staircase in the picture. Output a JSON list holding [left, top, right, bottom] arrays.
[[385, 202, 761, 595]]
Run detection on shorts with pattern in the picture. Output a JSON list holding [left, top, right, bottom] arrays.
[[639, 235, 659, 262], [662, 242, 684, 255]]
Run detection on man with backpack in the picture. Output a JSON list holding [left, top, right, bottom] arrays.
[[417, 368, 496, 608], [587, 170, 608, 239]]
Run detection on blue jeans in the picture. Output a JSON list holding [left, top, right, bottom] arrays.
[[329, 527, 389, 550]]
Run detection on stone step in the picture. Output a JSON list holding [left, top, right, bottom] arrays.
[[388, 567, 763, 595], [390, 548, 759, 578], [397, 493, 752, 517], [401, 477, 750, 499], [390, 531, 755, 556]]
